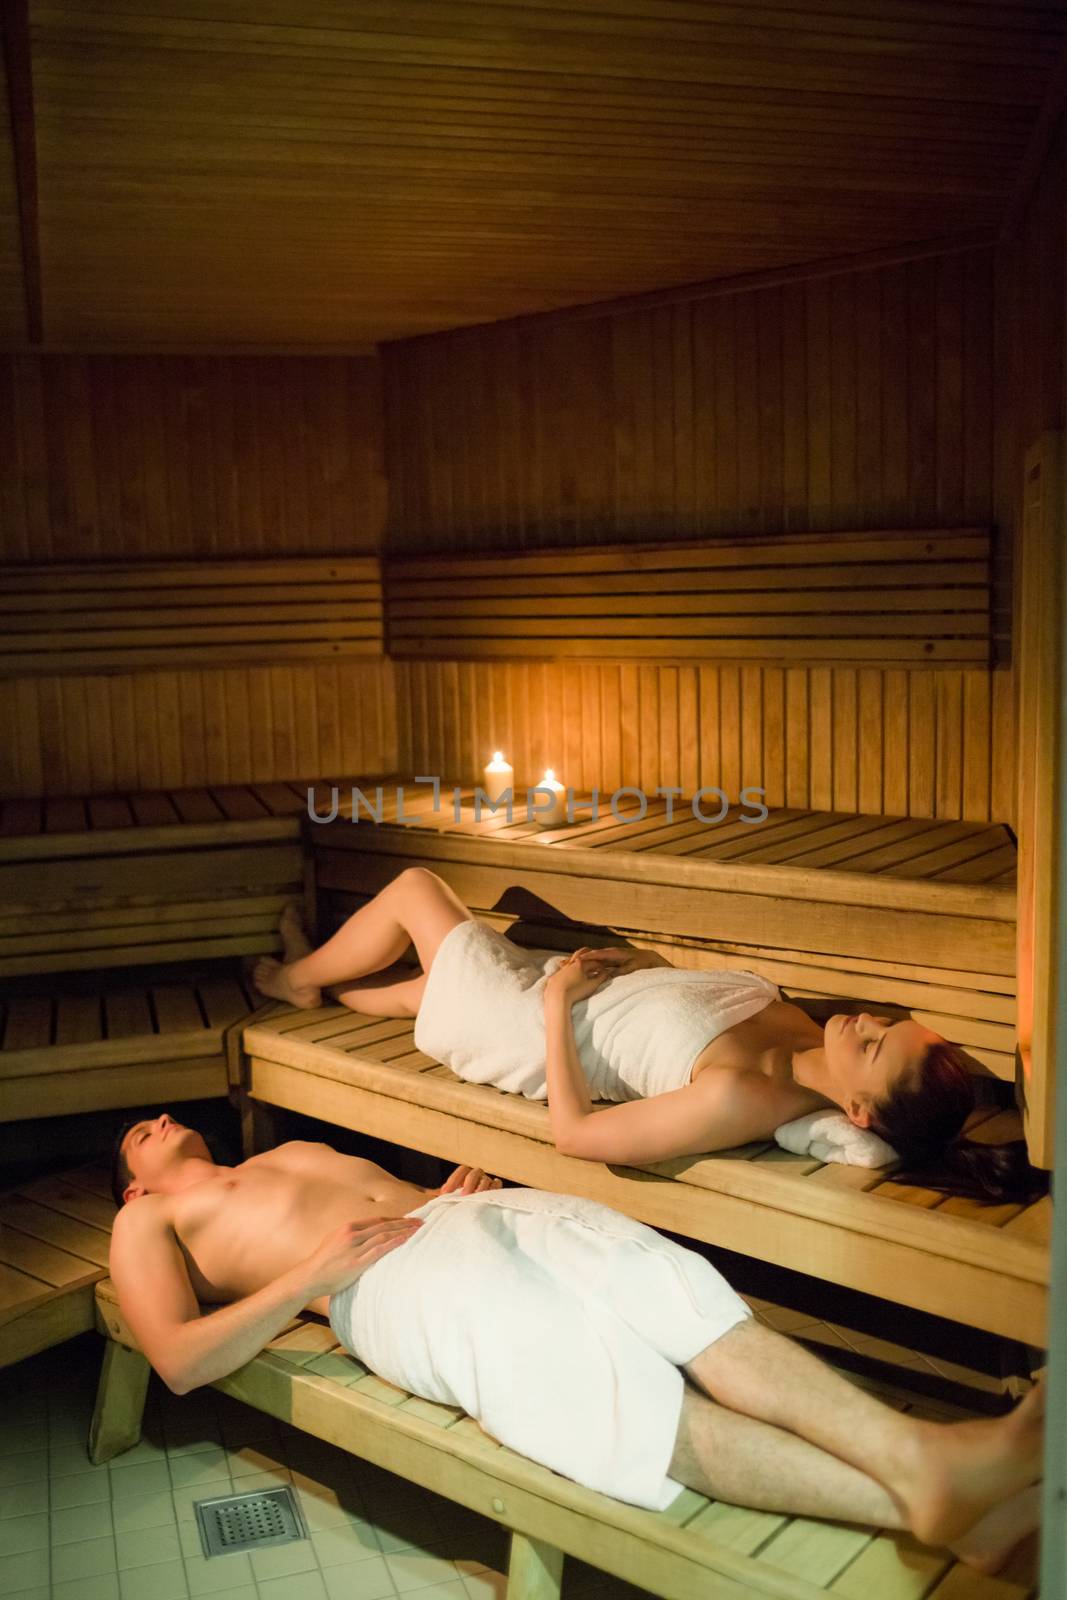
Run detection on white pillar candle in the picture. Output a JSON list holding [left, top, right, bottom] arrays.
[[482, 750, 514, 804], [534, 767, 568, 826]]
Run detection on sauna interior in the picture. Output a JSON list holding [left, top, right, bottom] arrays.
[[1, 4, 1065, 1599]]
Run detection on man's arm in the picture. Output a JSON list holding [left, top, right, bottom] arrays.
[[109, 1200, 420, 1394]]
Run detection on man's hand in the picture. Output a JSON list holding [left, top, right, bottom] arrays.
[[304, 1217, 423, 1299], [435, 1164, 503, 1198]]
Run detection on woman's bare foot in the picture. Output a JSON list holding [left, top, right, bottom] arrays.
[[949, 1483, 1042, 1575], [252, 904, 321, 1009], [904, 1383, 1045, 1548], [278, 901, 314, 963]]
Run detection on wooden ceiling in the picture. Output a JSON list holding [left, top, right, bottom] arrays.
[[1, 1, 1064, 350]]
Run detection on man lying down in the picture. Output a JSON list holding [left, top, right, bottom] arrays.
[[109, 1113, 1043, 1576]]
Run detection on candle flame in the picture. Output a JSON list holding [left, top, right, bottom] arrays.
[[544, 768, 555, 782], [492, 750, 503, 762]]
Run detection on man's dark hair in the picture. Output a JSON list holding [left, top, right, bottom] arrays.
[[109, 1113, 232, 1209], [110, 1117, 141, 1208]]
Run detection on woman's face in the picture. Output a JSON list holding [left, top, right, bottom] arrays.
[[824, 1012, 942, 1126]]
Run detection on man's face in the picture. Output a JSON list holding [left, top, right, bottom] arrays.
[[121, 1113, 213, 1201]]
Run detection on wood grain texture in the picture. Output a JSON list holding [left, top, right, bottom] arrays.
[[391, 659, 1013, 824], [0, 348, 396, 795], [0, 352, 386, 562], [0, 658, 399, 798], [0, 555, 384, 674], [385, 528, 991, 668], [994, 117, 1065, 657], [383, 247, 1011, 820], [19, 2, 1065, 346], [383, 251, 995, 548]]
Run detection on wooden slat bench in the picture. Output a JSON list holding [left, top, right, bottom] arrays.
[[0, 776, 355, 1160], [89, 1282, 1034, 1600], [0, 970, 257, 1120], [238, 1006, 1050, 1347], [0, 774, 385, 979], [0, 1162, 115, 1367]]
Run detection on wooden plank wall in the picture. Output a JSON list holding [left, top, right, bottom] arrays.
[[384, 246, 1014, 822], [0, 660, 397, 798], [392, 658, 1013, 823], [995, 116, 1065, 647], [0, 353, 397, 797]]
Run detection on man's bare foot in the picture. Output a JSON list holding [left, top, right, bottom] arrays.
[[252, 904, 321, 1009], [905, 1384, 1045, 1548], [949, 1484, 1042, 1576]]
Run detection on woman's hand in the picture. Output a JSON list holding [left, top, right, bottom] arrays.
[[435, 1164, 503, 1198], [303, 1216, 423, 1299], [543, 946, 636, 1006]]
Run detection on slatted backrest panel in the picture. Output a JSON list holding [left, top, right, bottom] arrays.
[[0, 557, 384, 674], [386, 528, 991, 666]]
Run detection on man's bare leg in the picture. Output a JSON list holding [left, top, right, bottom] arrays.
[[683, 1319, 1043, 1550], [669, 1389, 1039, 1575], [253, 869, 472, 1010], [669, 1385, 903, 1524]]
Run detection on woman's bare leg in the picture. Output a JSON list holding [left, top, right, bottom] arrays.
[[253, 870, 472, 1009], [327, 970, 428, 1019]]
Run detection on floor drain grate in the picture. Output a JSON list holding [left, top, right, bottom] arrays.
[[194, 1486, 308, 1558]]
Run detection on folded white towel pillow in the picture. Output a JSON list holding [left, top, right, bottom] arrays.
[[774, 1109, 899, 1168]]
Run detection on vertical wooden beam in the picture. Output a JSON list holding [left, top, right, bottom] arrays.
[[1016, 432, 1064, 1168], [506, 1530, 564, 1600], [0, 0, 41, 343], [89, 1338, 151, 1465]]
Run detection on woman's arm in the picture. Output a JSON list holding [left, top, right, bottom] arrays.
[[547, 1053, 779, 1165], [543, 990, 599, 1152]]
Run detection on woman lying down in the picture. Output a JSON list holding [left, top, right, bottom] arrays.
[[253, 868, 1036, 1200]]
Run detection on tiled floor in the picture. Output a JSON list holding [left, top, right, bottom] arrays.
[[0, 1335, 655, 1600]]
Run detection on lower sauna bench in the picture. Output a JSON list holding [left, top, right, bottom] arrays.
[[0, 971, 258, 1120], [91, 1284, 1037, 1600], [239, 1007, 1051, 1346], [0, 1163, 116, 1367]]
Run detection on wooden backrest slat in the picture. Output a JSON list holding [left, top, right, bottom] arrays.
[[385, 529, 989, 580], [384, 528, 991, 668], [0, 556, 385, 675]]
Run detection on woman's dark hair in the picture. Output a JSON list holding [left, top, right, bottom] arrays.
[[869, 1040, 1048, 1204]]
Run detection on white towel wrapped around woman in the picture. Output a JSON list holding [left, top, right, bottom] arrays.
[[413, 919, 780, 1102]]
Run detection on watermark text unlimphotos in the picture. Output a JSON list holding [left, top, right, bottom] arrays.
[[307, 779, 769, 827]]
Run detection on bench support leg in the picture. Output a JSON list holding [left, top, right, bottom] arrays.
[[505, 1530, 564, 1600], [240, 1092, 283, 1158], [89, 1339, 151, 1465]]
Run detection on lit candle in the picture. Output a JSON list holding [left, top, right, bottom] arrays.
[[482, 750, 514, 805], [534, 767, 568, 826]]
